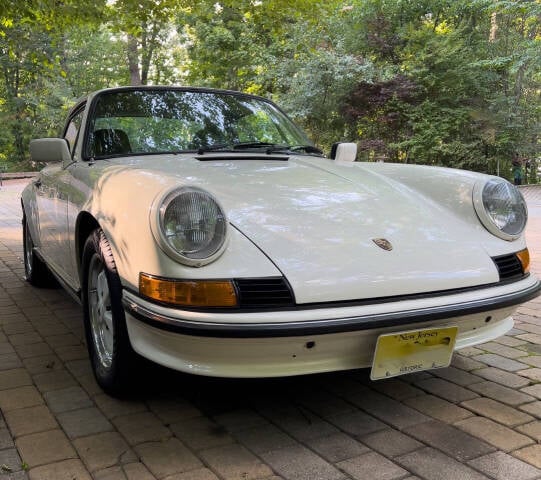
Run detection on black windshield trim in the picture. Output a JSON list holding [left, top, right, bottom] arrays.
[[91, 151, 192, 161]]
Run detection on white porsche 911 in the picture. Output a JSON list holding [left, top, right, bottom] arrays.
[[22, 86, 540, 394]]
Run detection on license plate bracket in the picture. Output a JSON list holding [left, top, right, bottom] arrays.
[[370, 326, 458, 381]]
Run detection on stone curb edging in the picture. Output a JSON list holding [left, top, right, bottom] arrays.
[[1, 172, 39, 180]]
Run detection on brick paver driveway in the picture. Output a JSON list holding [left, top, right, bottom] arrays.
[[1, 179, 541, 480]]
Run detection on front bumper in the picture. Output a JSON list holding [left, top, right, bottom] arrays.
[[122, 275, 540, 377]]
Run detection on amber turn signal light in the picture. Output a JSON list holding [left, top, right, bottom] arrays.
[[139, 273, 238, 307], [516, 248, 530, 274]]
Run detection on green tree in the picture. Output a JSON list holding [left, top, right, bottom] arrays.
[[338, 0, 540, 175], [61, 25, 129, 96], [107, 0, 186, 85], [0, 0, 106, 167], [0, 18, 60, 165], [0, 0, 539, 175]]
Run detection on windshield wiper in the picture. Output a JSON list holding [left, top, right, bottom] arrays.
[[232, 142, 323, 155], [231, 142, 287, 150], [197, 143, 233, 154], [197, 142, 281, 154], [196, 142, 323, 156], [266, 144, 324, 155]]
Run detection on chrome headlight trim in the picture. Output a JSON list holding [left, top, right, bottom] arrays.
[[150, 186, 229, 267], [473, 178, 527, 241]]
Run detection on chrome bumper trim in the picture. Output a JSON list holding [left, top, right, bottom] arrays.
[[122, 280, 541, 338]]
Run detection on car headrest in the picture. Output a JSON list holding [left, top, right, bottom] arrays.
[[93, 129, 131, 156]]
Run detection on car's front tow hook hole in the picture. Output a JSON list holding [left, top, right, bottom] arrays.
[[485, 316, 492, 323], [305, 341, 315, 349]]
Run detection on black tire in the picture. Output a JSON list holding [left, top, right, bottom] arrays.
[[22, 213, 55, 287], [82, 229, 138, 395]]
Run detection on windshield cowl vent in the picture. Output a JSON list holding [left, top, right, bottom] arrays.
[[195, 155, 289, 162]]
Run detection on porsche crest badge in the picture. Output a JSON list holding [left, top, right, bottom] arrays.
[[372, 238, 393, 251]]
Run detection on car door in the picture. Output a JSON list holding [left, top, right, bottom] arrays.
[[35, 107, 84, 286]]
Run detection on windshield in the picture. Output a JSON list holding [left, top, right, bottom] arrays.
[[86, 89, 313, 158]]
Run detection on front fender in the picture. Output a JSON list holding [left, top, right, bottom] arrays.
[[83, 168, 281, 291]]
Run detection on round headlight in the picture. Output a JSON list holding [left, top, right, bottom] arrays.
[[473, 178, 527, 240], [154, 187, 228, 266]]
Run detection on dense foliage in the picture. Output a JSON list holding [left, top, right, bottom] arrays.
[[0, 0, 539, 180]]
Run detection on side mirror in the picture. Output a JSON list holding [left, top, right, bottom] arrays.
[[330, 142, 357, 162], [29, 138, 71, 164]]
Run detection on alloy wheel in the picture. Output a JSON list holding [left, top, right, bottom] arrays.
[[87, 255, 114, 369]]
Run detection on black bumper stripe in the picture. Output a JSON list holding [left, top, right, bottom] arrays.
[[122, 281, 541, 339]]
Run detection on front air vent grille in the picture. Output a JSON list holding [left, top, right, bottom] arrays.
[[493, 254, 524, 281], [235, 277, 295, 308]]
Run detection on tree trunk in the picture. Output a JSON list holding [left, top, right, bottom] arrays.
[[127, 34, 141, 85], [12, 118, 25, 164], [141, 23, 158, 85], [489, 12, 498, 42]]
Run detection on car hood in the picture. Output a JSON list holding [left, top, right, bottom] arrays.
[[126, 154, 499, 304]]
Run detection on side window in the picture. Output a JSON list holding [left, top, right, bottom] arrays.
[[63, 108, 84, 157]]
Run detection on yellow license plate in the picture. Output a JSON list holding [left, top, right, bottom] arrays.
[[370, 326, 458, 381]]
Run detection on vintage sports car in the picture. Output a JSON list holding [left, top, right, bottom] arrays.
[[22, 86, 540, 394]]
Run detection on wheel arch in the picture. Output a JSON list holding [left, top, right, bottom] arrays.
[[21, 186, 31, 217], [21, 186, 40, 246], [21, 198, 27, 223], [75, 211, 101, 282]]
